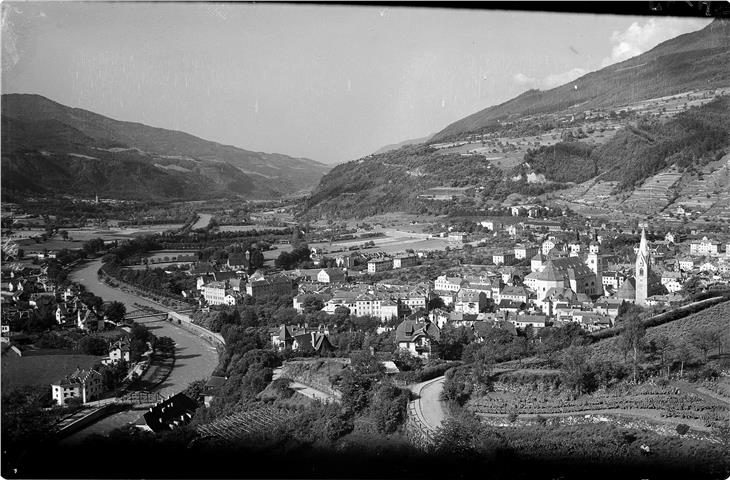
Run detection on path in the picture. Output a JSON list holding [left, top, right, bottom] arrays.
[[272, 367, 339, 403], [409, 376, 447, 433]]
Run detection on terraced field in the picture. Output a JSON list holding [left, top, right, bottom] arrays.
[[620, 168, 683, 214]]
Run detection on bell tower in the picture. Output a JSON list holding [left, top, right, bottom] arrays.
[[635, 228, 649, 306]]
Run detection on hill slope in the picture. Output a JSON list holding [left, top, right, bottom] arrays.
[[431, 19, 730, 143], [305, 20, 730, 219], [1, 94, 329, 201]]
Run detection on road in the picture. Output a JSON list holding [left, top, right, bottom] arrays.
[[272, 367, 339, 403], [409, 376, 447, 433]]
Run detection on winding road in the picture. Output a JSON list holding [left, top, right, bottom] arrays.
[[409, 376, 447, 434]]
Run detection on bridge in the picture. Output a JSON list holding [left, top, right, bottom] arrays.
[[124, 308, 195, 321]]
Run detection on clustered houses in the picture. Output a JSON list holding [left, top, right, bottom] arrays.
[[195, 267, 294, 306], [424, 227, 711, 338]]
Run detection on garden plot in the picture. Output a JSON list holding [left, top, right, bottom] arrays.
[[620, 168, 683, 214]]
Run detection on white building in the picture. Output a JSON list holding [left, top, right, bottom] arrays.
[[51, 368, 103, 406], [690, 237, 721, 256]]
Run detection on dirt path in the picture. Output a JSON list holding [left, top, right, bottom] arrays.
[[272, 367, 339, 403]]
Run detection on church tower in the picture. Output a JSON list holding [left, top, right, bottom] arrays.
[[635, 228, 650, 306], [586, 240, 602, 296]]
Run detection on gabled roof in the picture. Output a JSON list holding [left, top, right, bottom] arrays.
[[142, 393, 197, 433], [395, 319, 440, 343]]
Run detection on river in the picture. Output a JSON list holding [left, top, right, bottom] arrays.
[[70, 259, 219, 398], [62, 259, 220, 442]]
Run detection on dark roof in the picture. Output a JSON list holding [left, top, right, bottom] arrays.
[[395, 319, 440, 343], [142, 393, 197, 433]]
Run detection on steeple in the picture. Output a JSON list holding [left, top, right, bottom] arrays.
[[635, 228, 649, 306]]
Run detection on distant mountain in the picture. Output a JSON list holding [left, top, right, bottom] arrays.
[[1, 94, 329, 201], [372, 134, 433, 155], [431, 19, 730, 143], [305, 20, 730, 219]]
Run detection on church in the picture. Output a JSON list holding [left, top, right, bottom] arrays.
[[616, 228, 650, 306]]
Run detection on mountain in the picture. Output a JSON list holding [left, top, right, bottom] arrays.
[[431, 18, 730, 143], [305, 19, 730, 219], [372, 134, 433, 155], [1, 94, 329, 201]]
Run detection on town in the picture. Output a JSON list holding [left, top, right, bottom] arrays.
[[2, 3, 730, 480]]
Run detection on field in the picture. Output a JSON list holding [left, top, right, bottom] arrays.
[[217, 225, 289, 232], [1, 352, 103, 391], [13, 225, 184, 252]]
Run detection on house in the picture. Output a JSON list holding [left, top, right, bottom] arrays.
[[492, 252, 515, 266], [367, 258, 393, 273], [271, 324, 333, 354], [77, 308, 104, 332], [661, 271, 683, 293], [102, 339, 131, 365], [510, 314, 548, 330], [454, 289, 487, 315], [690, 237, 721, 256], [498, 285, 529, 304], [448, 232, 466, 243], [395, 318, 440, 358], [514, 244, 538, 260], [393, 255, 418, 269], [51, 368, 103, 406], [139, 393, 198, 433], [317, 268, 346, 284], [434, 275, 467, 292], [202, 376, 227, 408], [227, 253, 249, 271], [245, 272, 293, 298], [200, 281, 228, 306]]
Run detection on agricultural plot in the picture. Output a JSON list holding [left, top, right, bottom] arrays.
[[217, 225, 289, 232], [196, 405, 299, 442], [1, 352, 103, 391], [620, 168, 683, 214], [468, 384, 727, 432]]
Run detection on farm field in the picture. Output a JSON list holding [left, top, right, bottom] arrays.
[[1, 352, 103, 391], [217, 225, 289, 232], [192, 213, 213, 230]]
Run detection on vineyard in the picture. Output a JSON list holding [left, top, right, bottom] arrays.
[[196, 405, 300, 442], [586, 300, 730, 363], [468, 382, 729, 430]]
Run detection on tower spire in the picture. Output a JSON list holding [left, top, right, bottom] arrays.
[[635, 227, 649, 306]]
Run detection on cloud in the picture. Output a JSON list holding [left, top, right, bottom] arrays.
[[601, 18, 709, 67], [513, 67, 586, 90], [513, 72, 536, 86]]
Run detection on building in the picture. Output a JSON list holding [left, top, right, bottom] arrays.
[[690, 237, 721, 256], [201, 281, 228, 306], [140, 393, 198, 433], [454, 289, 488, 315], [367, 258, 393, 273], [510, 314, 548, 330], [492, 252, 515, 266], [51, 368, 103, 406], [271, 324, 333, 354], [635, 228, 650, 306], [102, 339, 131, 365], [434, 275, 467, 292], [448, 232, 467, 243], [245, 272, 293, 298], [317, 268, 346, 284], [393, 255, 418, 269], [514, 245, 538, 260], [395, 318, 440, 358], [525, 256, 597, 300]]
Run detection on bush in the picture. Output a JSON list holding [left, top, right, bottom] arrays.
[[508, 412, 518, 423], [676, 423, 690, 436]]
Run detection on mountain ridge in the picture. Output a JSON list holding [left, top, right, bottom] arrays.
[[1, 94, 329, 201]]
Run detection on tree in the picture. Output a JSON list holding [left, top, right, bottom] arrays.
[[79, 336, 108, 356], [59, 230, 69, 241], [104, 301, 126, 323], [651, 335, 673, 377], [617, 316, 645, 383], [671, 342, 694, 378], [302, 295, 325, 315], [559, 345, 595, 395], [690, 329, 715, 363]]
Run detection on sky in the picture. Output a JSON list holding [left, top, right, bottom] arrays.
[[1, 3, 711, 164]]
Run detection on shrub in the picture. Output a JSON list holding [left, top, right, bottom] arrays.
[[508, 412, 519, 423], [676, 423, 690, 435]]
